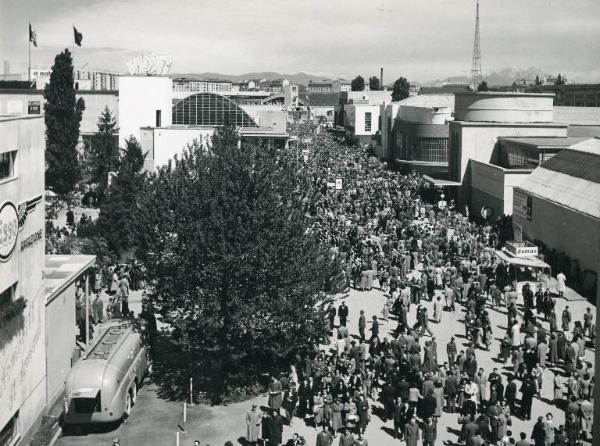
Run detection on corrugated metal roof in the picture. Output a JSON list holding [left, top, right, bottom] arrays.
[[518, 168, 600, 219], [518, 138, 600, 219], [542, 149, 600, 183]]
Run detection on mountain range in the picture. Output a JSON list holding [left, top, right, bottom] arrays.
[[169, 71, 348, 85], [421, 67, 551, 87], [169, 67, 562, 87]]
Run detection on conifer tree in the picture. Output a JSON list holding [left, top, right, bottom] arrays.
[[44, 49, 85, 199]]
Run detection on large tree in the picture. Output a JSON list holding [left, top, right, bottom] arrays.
[[137, 126, 340, 400], [44, 49, 85, 199], [368, 76, 380, 91], [97, 137, 146, 256], [351, 75, 365, 91], [89, 106, 120, 204], [477, 81, 489, 92], [391, 77, 410, 101]]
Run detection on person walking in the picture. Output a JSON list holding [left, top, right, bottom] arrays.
[[246, 404, 263, 446], [404, 416, 420, 446], [358, 310, 366, 341], [268, 376, 283, 411], [556, 272, 566, 298], [422, 417, 437, 446]]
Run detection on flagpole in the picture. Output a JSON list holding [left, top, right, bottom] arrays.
[[28, 25, 31, 83]]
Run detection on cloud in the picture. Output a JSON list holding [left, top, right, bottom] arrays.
[[1, 0, 599, 82]]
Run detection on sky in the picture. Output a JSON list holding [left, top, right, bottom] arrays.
[[1, 0, 600, 83]]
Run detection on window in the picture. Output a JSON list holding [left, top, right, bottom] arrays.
[[155, 110, 162, 128], [0, 151, 17, 181], [364, 112, 372, 132], [0, 411, 19, 445], [172, 93, 258, 127]]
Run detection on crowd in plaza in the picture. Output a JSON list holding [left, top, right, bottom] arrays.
[[244, 146, 595, 446]]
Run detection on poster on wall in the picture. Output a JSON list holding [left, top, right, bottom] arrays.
[[513, 189, 529, 220]]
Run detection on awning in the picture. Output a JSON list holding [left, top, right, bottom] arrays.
[[422, 175, 462, 187], [495, 249, 550, 269]]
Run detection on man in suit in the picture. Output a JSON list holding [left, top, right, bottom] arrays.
[[444, 370, 458, 413], [422, 417, 437, 446], [315, 425, 333, 446], [505, 375, 517, 415], [447, 337, 457, 368], [338, 301, 349, 327], [393, 397, 407, 440], [358, 310, 366, 341], [382, 381, 396, 421]]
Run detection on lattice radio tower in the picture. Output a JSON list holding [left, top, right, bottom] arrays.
[[470, 0, 483, 90]]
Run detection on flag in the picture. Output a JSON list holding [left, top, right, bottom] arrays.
[[29, 23, 37, 47], [73, 27, 83, 46]]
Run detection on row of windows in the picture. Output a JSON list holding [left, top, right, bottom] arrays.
[[499, 142, 557, 169], [395, 134, 448, 163], [172, 93, 258, 127]]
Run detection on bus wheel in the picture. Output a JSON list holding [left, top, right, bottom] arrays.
[[131, 381, 137, 405], [124, 393, 132, 418]]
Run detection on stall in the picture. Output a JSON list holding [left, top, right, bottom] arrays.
[[495, 241, 551, 292]]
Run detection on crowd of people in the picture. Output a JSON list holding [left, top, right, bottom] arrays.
[[244, 144, 595, 446]]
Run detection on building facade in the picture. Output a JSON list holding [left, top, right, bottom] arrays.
[[513, 138, 600, 292], [0, 115, 46, 445], [118, 76, 172, 147], [172, 78, 233, 94], [0, 89, 119, 136]]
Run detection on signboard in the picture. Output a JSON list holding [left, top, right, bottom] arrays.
[[513, 189, 528, 220], [335, 178, 343, 190], [27, 101, 41, 115], [0, 201, 19, 262]]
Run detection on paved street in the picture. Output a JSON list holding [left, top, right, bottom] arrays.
[[57, 275, 594, 446]]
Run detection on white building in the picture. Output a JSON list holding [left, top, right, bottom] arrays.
[[118, 76, 173, 147], [0, 114, 46, 444]]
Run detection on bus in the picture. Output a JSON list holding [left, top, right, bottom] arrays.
[[64, 323, 150, 425]]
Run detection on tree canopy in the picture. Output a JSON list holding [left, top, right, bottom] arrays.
[[368, 76, 380, 91], [44, 49, 85, 199], [351, 75, 365, 91], [137, 127, 341, 400], [392, 77, 410, 102], [97, 137, 146, 257], [89, 106, 120, 204], [477, 80, 489, 92]]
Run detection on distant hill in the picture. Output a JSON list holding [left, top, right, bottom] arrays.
[[423, 66, 546, 87], [169, 71, 348, 85]]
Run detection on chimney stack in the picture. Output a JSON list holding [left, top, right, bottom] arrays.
[[380, 67, 383, 89]]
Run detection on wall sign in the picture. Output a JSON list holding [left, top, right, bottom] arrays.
[[27, 101, 41, 115], [0, 201, 19, 262], [21, 229, 43, 251]]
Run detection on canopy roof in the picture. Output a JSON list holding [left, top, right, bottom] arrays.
[[495, 249, 550, 269]]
